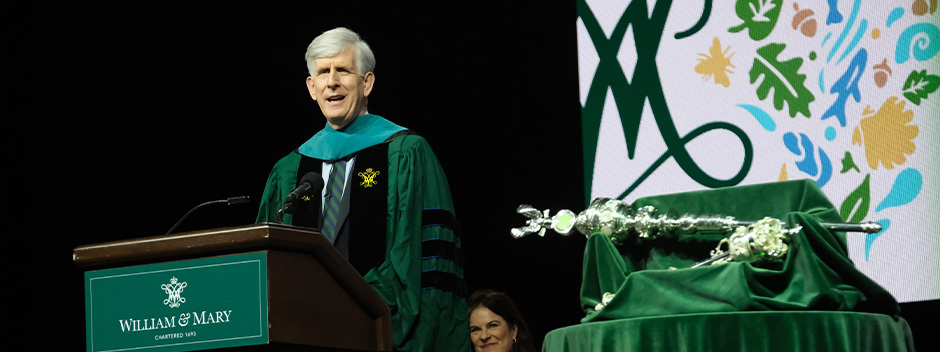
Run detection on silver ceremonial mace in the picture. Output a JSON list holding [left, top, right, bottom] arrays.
[[511, 198, 883, 267], [511, 198, 882, 240]]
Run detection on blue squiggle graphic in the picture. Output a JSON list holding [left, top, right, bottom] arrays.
[[826, 0, 844, 25], [784, 132, 800, 154], [887, 8, 904, 28], [737, 104, 776, 131], [876, 168, 922, 211], [895, 23, 940, 64], [785, 132, 818, 176], [838, 19, 867, 64], [827, 0, 861, 63], [817, 148, 832, 187], [865, 219, 890, 261], [783, 132, 832, 186], [822, 49, 867, 127], [818, 69, 826, 93]]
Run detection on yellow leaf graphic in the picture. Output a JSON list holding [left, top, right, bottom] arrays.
[[852, 126, 862, 145], [696, 37, 735, 87], [858, 96, 919, 169]]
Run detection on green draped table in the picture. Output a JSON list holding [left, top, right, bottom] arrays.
[[542, 180, 916, 352], [542, 311, 914, 351]]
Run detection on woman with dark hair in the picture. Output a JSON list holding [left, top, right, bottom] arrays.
[[467, 290, 536, 352]]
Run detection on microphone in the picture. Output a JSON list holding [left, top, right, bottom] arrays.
[[166, 196, 251, 235], [277, 172, 324, 222], [285, 172, 324, 204]]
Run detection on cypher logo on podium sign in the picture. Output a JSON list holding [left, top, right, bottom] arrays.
[[162, 276, 188, 308]]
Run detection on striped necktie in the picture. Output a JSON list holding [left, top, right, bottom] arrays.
[[322, 159, 347, 242]]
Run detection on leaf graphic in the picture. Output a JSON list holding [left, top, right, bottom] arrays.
[[695, 37, 735, 87], [901, 69, 940, 105], [749, 43, 815, 118], [858, 97, 918, 170], [839, 151, 860, 173], [728, 0, 783, 40], [840, 174, 871, 223]]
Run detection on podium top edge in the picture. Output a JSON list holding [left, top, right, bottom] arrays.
[[72, 223, 325, 268]]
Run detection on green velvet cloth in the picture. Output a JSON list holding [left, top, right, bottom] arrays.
[[543, 311, 915, 351], [545, 180, 914, 351]]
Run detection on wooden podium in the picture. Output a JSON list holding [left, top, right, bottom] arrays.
[[74, 223, 392, 352]]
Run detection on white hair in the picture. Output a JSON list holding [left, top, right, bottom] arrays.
[[304, 27, 376, 77]]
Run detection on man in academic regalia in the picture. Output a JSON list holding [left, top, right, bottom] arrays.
[[256, 27, 469, 351]]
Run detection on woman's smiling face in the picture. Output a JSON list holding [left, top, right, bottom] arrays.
[[469, 306, 517, 352]]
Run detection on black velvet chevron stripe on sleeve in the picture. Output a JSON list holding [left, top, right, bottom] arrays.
[[421, 239, 465, 265], [420, 270, 467, 298], [421, 208, 458, 231], [420, 208, 465, 296]]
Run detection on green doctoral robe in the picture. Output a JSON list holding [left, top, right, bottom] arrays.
[[256, 114, 469, 351]]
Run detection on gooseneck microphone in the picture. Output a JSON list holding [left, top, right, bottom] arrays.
[[285, 172, 325, 204], [166, 196, 251, 235], [277, 172, 324, 222]]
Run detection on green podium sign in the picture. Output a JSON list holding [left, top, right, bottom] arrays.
[[85, 252, 269, 352], [74, 224, 392, 352]]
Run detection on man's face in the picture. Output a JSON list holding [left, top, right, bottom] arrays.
[[306, 47, 374, 130]]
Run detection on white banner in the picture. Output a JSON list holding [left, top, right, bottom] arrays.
[[578, 0, 939, 302]]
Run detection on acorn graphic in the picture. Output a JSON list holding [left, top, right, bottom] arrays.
[[912, 0, 938, 16], [792, 3, 817, 37], [873, 58, 892, 88]]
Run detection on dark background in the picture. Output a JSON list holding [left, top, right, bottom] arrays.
[[5, 1, 936, 350]]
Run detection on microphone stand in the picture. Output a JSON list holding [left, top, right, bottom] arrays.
[[166, 196, 250, 235]]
